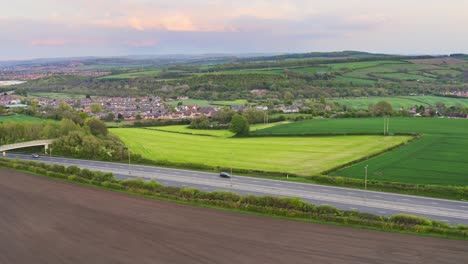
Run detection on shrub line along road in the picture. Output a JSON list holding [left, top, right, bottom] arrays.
[[5, 154, 468, 225]]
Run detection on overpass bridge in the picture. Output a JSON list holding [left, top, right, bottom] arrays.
[[0, 139, 56, 155]]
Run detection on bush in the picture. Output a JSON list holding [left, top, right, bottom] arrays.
[[390, 214, 432, 226], [92, 171, 115, 182], [79, 168, 94, 179], [316, 205, 341, 215], [66, 165, 81, 175]]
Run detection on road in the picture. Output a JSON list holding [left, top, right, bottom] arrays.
[[4, 153, 468, 225], [3, 169, 467, 263]]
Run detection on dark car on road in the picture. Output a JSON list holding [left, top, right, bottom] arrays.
[[219, 172, 231, 178], [31, 154, 39, 158]]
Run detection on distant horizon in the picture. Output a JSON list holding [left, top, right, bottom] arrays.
[[1, 50, 466, 63]]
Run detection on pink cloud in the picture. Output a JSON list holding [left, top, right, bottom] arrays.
[[29, 38, 107, 47], [30, 39, 66, 46], [127, 39, 159, 47]]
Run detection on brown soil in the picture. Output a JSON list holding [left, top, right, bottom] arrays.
[[1, 169, 467, 264]]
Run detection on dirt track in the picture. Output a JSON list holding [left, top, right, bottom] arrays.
[[1, 169, 467, 264]]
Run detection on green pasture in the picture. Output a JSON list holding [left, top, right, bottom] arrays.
[[430, 69, 463, 77], [110, 128, 410, 176], [166, 99, 247, 107], [28, 92, 86, 99], [0, 114, 44, 123], [324, 60, 404, 71], [330, 96, 468, 109], [377, 72, 435, 82], [291, 66, 331, 73], [99, 69, 163, 79], [151, 122, 291, 137], [335, 76, 376, 85], [254, 118, 468, 186]]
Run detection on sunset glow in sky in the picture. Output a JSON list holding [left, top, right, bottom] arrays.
[[1, 0, 468, 60]]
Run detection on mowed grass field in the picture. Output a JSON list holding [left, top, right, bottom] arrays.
[[28, 92, 86, 99], [330, 96, 468, 109], [110, 128, 410, 176], [165, 99, 247, 107], [0, 114, 43, 123], [254, 118, 468, 186], [150, 122, 291, 137]]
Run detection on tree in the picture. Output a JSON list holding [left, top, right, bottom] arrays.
[[189, 115, 210, 129], [90, 103, 103, 114], [135, 114, 142, 120], [212, 107, 236, 124], [229, 114, 249, 136], [117, 113, 124, 120], [85, 117, 108, 136], [284, 91, 293, 105], [242, 108, 265, 124], [104, 113, 115, 122], [373, 101, 393, 116]]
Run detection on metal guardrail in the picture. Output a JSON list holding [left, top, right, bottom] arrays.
[[0, 139, 56, 152]]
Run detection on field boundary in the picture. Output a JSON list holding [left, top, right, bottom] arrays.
[[321, 134, 420, 175], [143, 127, 223, 137], [250, 132, 417, 137]]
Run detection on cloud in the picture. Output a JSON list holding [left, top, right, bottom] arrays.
[[127, 39, 159, 47], [30, 39, 66, 46], [0, 0, 467, 59]]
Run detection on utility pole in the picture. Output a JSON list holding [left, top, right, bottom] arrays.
[[383, 117, 386, 136], [364, 165, 368, 191], [128, 149, 131, 175], [387, 118, 390, 135], [230, 152, 233, 187]]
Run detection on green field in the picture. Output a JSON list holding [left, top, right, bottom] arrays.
[[254, 118, 468, 186], [110, 128, 410, 175], [325, 60, 405, 71], [330, 96, 468, 109], [151, 122, 291, 137], [99, 69, 163, 79], [335, 76, 377, 85], [28, 92, 86, 99], [377, 72, 435, 82], [0, 114, 44, 123], [166, 99, 247, 107]]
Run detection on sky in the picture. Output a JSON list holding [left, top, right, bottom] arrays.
[[1, 0, 468, 60]]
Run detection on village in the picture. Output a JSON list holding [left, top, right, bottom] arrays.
[[1, 90, 468, 121]]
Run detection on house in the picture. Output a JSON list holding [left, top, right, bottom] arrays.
[[282, 106, 300, 113]]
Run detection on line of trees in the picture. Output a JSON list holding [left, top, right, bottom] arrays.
[[0, 116, 129, 161]]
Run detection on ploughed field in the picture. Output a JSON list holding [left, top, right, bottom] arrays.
[[1, 169, 467, 264], [110, 128, 410, 176], [254, 118, 468, 186]]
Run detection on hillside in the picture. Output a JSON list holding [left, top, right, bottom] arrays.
[[13, 52, 468, 100]]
